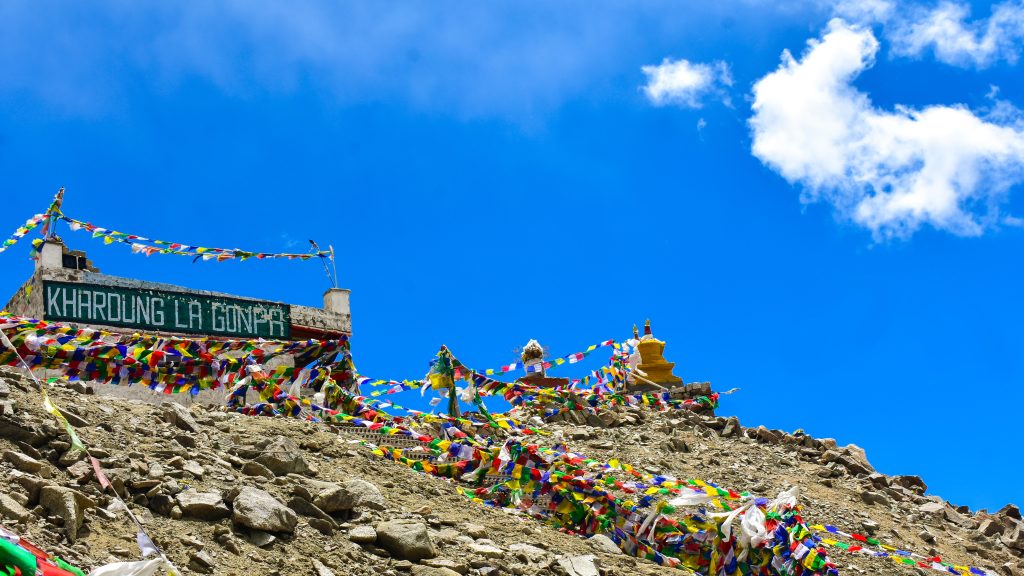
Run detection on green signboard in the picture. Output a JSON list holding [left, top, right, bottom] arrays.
[[43, 280, 290, 338]]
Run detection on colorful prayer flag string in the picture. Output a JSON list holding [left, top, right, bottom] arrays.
[[0, 213, 46, 255], [812, 524, 992, 575], [57, 213, 329, 262]]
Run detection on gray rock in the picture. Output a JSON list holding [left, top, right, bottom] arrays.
[[557, 555, 601, 576], [466, 541, 503, 558], [58, 407, 89, 428], [188, 551, 215, 574], [232, 487, 298, 533], [918, 501, 946, 514], [891, 475, 927, 494], [918, 529, 935, 544], [314, 478, 385, 512], [509, 543, 548, 563], [721, 416, 741, 438], [308, 518, 334, 535], [376, 519, 437, 561], [174, 434, 197, 449], [39, 486, 94, 542], [998, 504, 1022, 521], [57, 449, 83, 467], [254, 436, 309, 476], [943, 507, 973, 528], [66, 460, 93, 483], [176, 490, 230, 521], [244, 530, 276, 548], [287, 497, 335, 525], [3, 450, 42, 473], [978, 518, 1005, 537], [841, 444, 874, 473], [465, 523, 487, 539], [1003, 524, 1024, 551], [162, 402, 199, 433], [312, 559, 336, 576], [348, 525, 377, 544], [182, 461, 205, 478], [411, 566, 462, 576], [147, 462, 165, 480], [860, 491, 890, 507], [587, 534, 621, 555], [242, 461, 275, 479], [755, 426, 780, 443], [0, 493, 30, 522], [418, 559, 468, 575], [0, 419, 40, 443]]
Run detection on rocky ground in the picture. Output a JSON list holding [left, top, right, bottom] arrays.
[[0, 366, 1021, 576]]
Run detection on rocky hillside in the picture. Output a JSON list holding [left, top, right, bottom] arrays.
[[0, 366, 1020, 576]]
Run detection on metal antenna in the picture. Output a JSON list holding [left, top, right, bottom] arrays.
[[309, 240, 337, 288], [329, 245, 338, 288]]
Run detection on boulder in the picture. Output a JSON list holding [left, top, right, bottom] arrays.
[[557, 555, 601, 576], [860, 491, 890, 507], [231, 487, 297, 533], [314, 478, 385, 512], [509, 543, 548, 563], [0, 419, 40, 443], [182, 461, 205, 479], [841, 444, 874, 473], [755, 426, 780, 443], [919, 501, 946, 514], [998, 504, 1023, 521], [978, 518, 1005, 537], [891, 475, 927, 494], [0, 493, 30, 522], [244, 530, 276, 548], [176, 490, 230, 521], [587, 534, 622, 555], [1003, 524, 1024, 551], [39, 486, 94, 542], [376, 519, 437, 561], [162, 402, 199, 433], [466, 541, 503, 558], [312, 559, 336, 576], [721, 416, 741, 438], [254, 436, 309, 476], [348, 525, 377, 544], [3, 450, 42, 473], [411, 567, 461, 576], [465, 523, 487, 539], [242, 461, 275, 479], [288, 497, 335, 525], [188, 551, 215, 574], [66, 460, 93, 483]]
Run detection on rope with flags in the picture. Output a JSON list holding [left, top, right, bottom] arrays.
[[56, 213, 329, 261], [0, 190, 335, 264]]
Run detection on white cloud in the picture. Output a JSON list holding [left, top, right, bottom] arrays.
[[750, 19, 1024, 238], [641, 58, 732, 108], [833, 0, 895, 24], [888, 1, 1024, 67], [0, 2, 810, 121]]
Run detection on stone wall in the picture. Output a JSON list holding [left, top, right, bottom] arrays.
[[3, 250, 351, 336]]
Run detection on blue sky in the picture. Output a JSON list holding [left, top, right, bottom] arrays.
[[1, 1, 1022, 512]]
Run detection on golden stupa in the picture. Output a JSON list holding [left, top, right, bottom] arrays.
[[635, 319, 682, 385]]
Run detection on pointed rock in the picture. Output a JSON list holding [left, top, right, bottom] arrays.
[[232, 487, 297, 534], [176, 490, 230, 521], [376, 519, 437, 561]]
